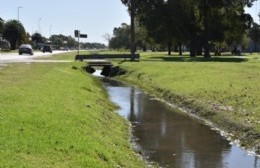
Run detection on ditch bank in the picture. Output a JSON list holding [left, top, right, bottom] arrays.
[[113, 66, 260, 156]]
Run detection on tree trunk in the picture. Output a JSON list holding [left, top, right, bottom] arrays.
[[204, 42, 210, 58], [10, 40, 16, 50], [167, 40, 172, 55], [130, 0, 135, 61], [142, 45, 147, 52], [178, 43, 182, 56], [190, 40, 196, 57], [203, 0, 211, 58]]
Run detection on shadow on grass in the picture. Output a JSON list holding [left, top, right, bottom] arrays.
[[143, 56, 248, 63]]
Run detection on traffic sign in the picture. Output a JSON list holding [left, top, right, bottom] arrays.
[[80, 34, 88, 38], [74, 30, 80, 37]]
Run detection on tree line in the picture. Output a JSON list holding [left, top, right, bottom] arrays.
[[110, 0, 259, 57], [0, 17, 106, 50]]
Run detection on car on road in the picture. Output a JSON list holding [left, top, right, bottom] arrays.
[[63, 46, 69, 51], [19, 44, 33, 55], [41, 45, 52, 53]]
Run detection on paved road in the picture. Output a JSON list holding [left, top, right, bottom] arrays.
[[0, 50, 73, 63]]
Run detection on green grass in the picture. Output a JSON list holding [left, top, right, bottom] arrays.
[[0, 62, 145, 167], [43, 50, 132, 61], [35, 51, 78, 60], [36, 51, 91, 60], [116, 52, 260, 154], [0, 49, 18, 53]]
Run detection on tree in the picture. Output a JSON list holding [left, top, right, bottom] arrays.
[[121, 0, 137, 60], [133, 0, 175, 55], [121, 0, 255, 57], [122, 0, 197, 55], [49, 34, 65, 49], [81, 42, 106, 49], [66, 36, 77, 49], [49, 34, 77, 49], [102, 33, 112, 45], [108, 23, 151, 51], [24, 32, 31, 44], [187, 0, 252, 57], [3, 20, 26, 50], [109, 23, 131, 49], [135, 25, 150, 51], [0, 17, 4, 35], [185, 0, 254, 57], [31, 33, 44, 46], [248, 22, 260, 52]]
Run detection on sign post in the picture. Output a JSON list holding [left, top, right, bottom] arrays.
[[74, 30, 80, 54], [74, 30, 88, 55]]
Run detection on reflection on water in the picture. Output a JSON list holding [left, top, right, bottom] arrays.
[[92, 69, 102, 77], [105, 85, 259, 168]]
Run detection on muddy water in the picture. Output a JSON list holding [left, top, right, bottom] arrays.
[[103, 80, 259, 168]]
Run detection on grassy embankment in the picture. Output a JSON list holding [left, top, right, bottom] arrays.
[[115, 52, 260, 154], [0, 61, 145, 167]]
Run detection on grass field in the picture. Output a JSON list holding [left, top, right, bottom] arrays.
[[0, 62, 145, 167], [116, 52, 260, 154]]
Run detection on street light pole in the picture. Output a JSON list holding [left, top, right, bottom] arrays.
[[17, 6, 22, 46], [17, 7, 22, 22], [49, 25, 52, 38], [38, 18, 42, 34]]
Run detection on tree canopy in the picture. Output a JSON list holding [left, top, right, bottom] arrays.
[[109, 23, 131, 49], [248, 22, 260, 52], [120, 0, 256, 57], [31, 33, 45, 45], [0, 17, 4, 35], [3, 20, 26, 50]]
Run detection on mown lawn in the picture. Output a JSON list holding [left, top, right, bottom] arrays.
[[116, 52, 260, 153], [39, 50, 131, 61], [0, 62, 145, 167]]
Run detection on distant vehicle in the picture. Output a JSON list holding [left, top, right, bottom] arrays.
[[63, 47, 69, 51], [19, 44, 33, 55], [41, 45, 52, 53]]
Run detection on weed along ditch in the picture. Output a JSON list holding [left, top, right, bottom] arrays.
[[89, 68, 259, 168]]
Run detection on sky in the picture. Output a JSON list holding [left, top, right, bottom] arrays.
[[245, 1, 260, 24], [0, 0, 260, 45], [0, 0, 130, 44]]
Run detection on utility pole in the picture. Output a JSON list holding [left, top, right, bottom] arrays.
[[130, 0, 135, 61]]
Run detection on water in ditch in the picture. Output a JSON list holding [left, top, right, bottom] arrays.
[[101, 79, 259, 168]]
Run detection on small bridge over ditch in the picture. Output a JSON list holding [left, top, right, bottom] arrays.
[[75, 54, 140, 76], [75, 54, 140, 61], [86, 60, 113, 67]]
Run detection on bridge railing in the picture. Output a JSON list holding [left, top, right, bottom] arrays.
[[75, 54, 140, 61]]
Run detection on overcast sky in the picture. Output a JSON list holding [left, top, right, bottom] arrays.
[[0, 0, 130, 44], [0, 0, 259, 44]]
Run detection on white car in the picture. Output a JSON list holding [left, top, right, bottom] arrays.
[[19, 44, 33, 55]]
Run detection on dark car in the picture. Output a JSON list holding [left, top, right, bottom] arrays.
[[19, 44, 33, 55], [41, 45, 52, 53]]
